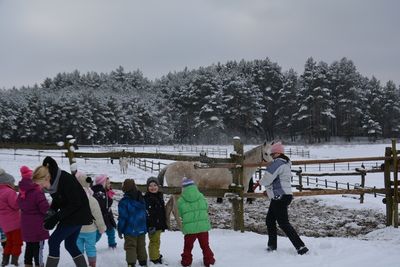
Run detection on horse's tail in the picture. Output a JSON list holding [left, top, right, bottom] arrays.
[[157, 166, 168, 186]]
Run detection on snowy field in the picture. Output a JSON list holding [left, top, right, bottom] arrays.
[[1, 143, 400, 266]]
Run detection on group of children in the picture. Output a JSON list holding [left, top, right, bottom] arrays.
[[117, 176, 215, 267], [0, 166, 117, 267], [0, 163, 216, 267]]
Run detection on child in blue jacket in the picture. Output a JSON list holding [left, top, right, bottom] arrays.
[[117, 179, 148, 267]]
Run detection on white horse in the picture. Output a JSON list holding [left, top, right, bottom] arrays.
[[119, 157, 128, 174], [157, 142, 271, 228]]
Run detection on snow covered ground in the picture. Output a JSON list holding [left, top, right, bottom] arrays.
[[1, 143, 400, 266]]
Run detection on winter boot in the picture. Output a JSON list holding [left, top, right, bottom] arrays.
[[45, 256, 59, 267], [11, 255, 19, 266], [138, 260, 147, 266], [266, 246, 277, 252], [150, 255, 163, 264], [72, 254, 87, 267], [297, 246, 309, 255], [127, 264, 135, 267], [2, 254, 10, 266], [87, 256, 96, 267], [24, 265, 33, 267]]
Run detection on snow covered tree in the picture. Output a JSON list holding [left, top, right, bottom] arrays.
[[329, 58, 363, 140], [295, 58, 334, 143], [381, 80, 400, 137], [360, 76, 384, 139], [275, 69, 300, 141], [220, 74, 264, 140], [249, 58, 284, 140]]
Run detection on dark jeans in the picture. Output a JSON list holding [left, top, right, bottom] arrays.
[[266, 194, 305, 250], [24, 241, 45, 265], [48, 225, 82, 258]]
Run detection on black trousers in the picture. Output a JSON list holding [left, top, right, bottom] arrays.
[[266, 194, 305, 250], [24, 241, 44, 265]]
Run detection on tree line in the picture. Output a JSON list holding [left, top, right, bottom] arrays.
[[0, 57, 398, 145]]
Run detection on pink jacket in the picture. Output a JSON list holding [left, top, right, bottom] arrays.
[[0, 184, 21, 233]]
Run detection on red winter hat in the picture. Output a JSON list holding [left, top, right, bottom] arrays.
[[20, 165, 33, 180], [270, 142, 284, 154]]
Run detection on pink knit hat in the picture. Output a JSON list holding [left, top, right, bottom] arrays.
[[270, 142, 284, 154], [95, 174, 108, 186], [20, 166, 33, 180]]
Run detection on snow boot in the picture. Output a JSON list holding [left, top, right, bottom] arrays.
[[2, 254, 10, 266], [127, 263, 135, 267], [88, 256, 96, 267], [45, 256, 59, 267], [138, 260, 147, 266], [73, 254, 87, 267], [11, 255, 19, 266], [150, 255, 163, 264], [297, 246, 309, 255], [266, 246, 276, 252]]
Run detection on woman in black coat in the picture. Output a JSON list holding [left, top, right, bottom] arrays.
[[41, 156, 92, 267]]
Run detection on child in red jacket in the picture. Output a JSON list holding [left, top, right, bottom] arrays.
[[0, 168, 23, 266]]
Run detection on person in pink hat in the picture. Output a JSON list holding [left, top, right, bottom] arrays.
[[259, 142, 309, 255], [0, 168, 22, 266], [91, 174, 117, 249], [17, 165, 50, 267]]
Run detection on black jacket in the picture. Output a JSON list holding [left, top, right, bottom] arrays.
[[92, 184, 117, 229], [43, 157, 92, 226], [144, 191, 168, 231]]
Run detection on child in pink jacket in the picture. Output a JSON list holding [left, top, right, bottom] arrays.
[[0, 168, 23, 266]]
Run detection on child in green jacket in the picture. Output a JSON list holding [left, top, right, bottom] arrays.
[[178, 177, 215, 267]]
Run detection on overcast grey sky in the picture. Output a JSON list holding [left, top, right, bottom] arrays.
[[0, 0, 399, 89]]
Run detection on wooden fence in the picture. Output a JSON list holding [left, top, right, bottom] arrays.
[[130, 158, 167, 173]]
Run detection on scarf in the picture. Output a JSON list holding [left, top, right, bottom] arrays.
[[45, 168, 61, 194]]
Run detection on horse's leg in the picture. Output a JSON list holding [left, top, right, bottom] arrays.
[[172, 195, 182, 229], [246, 177, 254, 204], [165, 196, 174, 229]]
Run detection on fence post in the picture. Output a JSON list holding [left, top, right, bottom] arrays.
[[392, 139, 399, 228], [360, 170, 366, 204], [65, 135, 77, 175], [230, 137, 245, 232], [384, 147, 393, 226]]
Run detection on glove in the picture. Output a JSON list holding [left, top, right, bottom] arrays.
[[43, 209, 60, 230], [118, 231, 123, 239], [148, 227, 156, 235]]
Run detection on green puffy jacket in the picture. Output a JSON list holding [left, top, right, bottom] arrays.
[[178, 185, 211, 235]]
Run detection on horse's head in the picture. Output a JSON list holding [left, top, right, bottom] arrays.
[[262, 141, 273, 162]]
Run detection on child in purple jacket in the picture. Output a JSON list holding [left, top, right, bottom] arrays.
[[17, 166, 50, 267]]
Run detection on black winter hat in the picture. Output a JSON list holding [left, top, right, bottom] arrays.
[[146, 176, 159, 187]]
